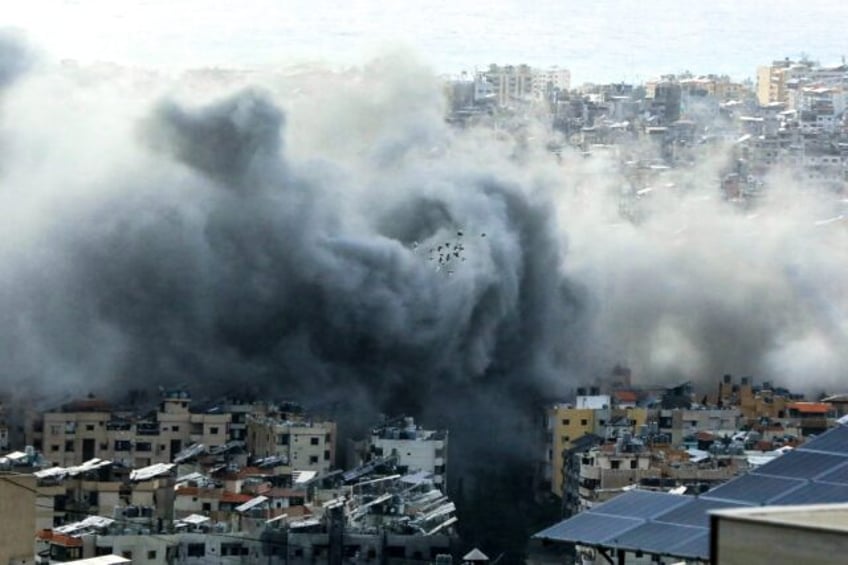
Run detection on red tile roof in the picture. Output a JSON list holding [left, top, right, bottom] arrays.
[[614, 391, 638, 403], [788, 402, 832, 414], [220, 491, 253, 504], [37, 531, 83, 547]]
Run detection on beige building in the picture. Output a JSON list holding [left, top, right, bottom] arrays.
[[30, 391, 230, 468], [0, 473, 38, 564], [712, 503, 848, 565], [247, 415, 336, 474], [756, 59, 814, 106], [545, 401, 648, 498]]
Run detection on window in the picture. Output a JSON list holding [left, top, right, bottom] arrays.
[[630, 460, 638, 469], [172, 425, 180, 432], [135, 442, 152, 452], [114, 440, 131, 451], [99, 442, 108, 450], [562, 436, 570, 443], [324, 450, 331, 461], [310, 437, 319, 445], [121, 551, 132, 560], [562, 419, 570, 425], [51, 444, 60, 452], [309, 455, 319, 464], [187, 544, 205, 557], [210, 426, 219, 435], [202, 502, 211, 512], [611, 460, 621, 470], [580, 419, 588, 426], [86, 424, 95, 431], [65, 440, 74, 452], [221, 543, 245, 556], [147, 550, 156, 560]]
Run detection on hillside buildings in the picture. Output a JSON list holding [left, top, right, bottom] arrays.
[[27, 391, 230, 468], [1, 391, 459, 564]]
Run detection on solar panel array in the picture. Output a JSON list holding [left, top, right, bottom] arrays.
[[534, 424, 848, 560]]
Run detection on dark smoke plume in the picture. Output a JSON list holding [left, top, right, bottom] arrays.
[[3, 33, 848, 557]]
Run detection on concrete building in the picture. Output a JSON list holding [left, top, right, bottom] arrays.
[[756, 59, 814, 106], [368, 417, 448, 489], [0, 472, 38, 565], [711, 503, 848, 565], [246, 413, 336, 475], [483, 64, 534, 107], [544, 395, 650, 498], [546, 404, 596, 497], [30, 391, 231, 468], [532, 67, 571, 101]]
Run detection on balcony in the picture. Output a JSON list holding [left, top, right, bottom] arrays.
[[136, 422, 160, 436], [105, 421, 132, 432]]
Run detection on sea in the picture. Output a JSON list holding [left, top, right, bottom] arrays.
[[9, 0, 848, 84]]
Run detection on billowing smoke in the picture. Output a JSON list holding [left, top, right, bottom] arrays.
[[2, 31, 848, 553], [0, 40, 582, 444]]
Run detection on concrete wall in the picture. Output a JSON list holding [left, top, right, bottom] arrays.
[[0, 473, 37, 564], [715, 516, 848, 565]]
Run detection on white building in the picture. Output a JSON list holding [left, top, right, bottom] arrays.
[[575, 395, 611, 410], [532, 66, 571, 100], [369, 417, 448, 489]]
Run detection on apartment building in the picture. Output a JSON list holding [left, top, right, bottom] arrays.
[[544, 392, 650, 498], [482, 63, 534, 107], [756, 59, 815, 106], [29, 391, 231, 467], [246, 414, 336, 475], [368, 417, 448, 489], [531, 66, 571, 100]]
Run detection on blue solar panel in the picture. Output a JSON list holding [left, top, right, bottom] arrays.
[[816, 463, 848, 485], [531, 425, 848, 560], [534, 512, 642, 544], [754, 450, 848, 479], [770, 481, 848, 505], [667, 531, 710, 559], [798, 425, 848, 454], [610, 522, 705, 554], [591, 490, 689, 519], [654, 497, 751, 527], [702, 473, 806, 504]]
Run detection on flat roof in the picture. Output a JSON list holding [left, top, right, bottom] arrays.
[[712, 502, 848, 533], [534, 425, 848, 560]]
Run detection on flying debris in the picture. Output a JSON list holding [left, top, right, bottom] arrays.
[[415, 227, 473, 274]]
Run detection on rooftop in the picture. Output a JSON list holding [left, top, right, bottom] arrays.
[[535, 424, 848, 561]]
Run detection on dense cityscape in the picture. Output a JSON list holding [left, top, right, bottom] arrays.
[[1, 48, 848, 565]]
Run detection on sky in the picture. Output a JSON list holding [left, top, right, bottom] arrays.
[[7, 0, 848, 84]]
